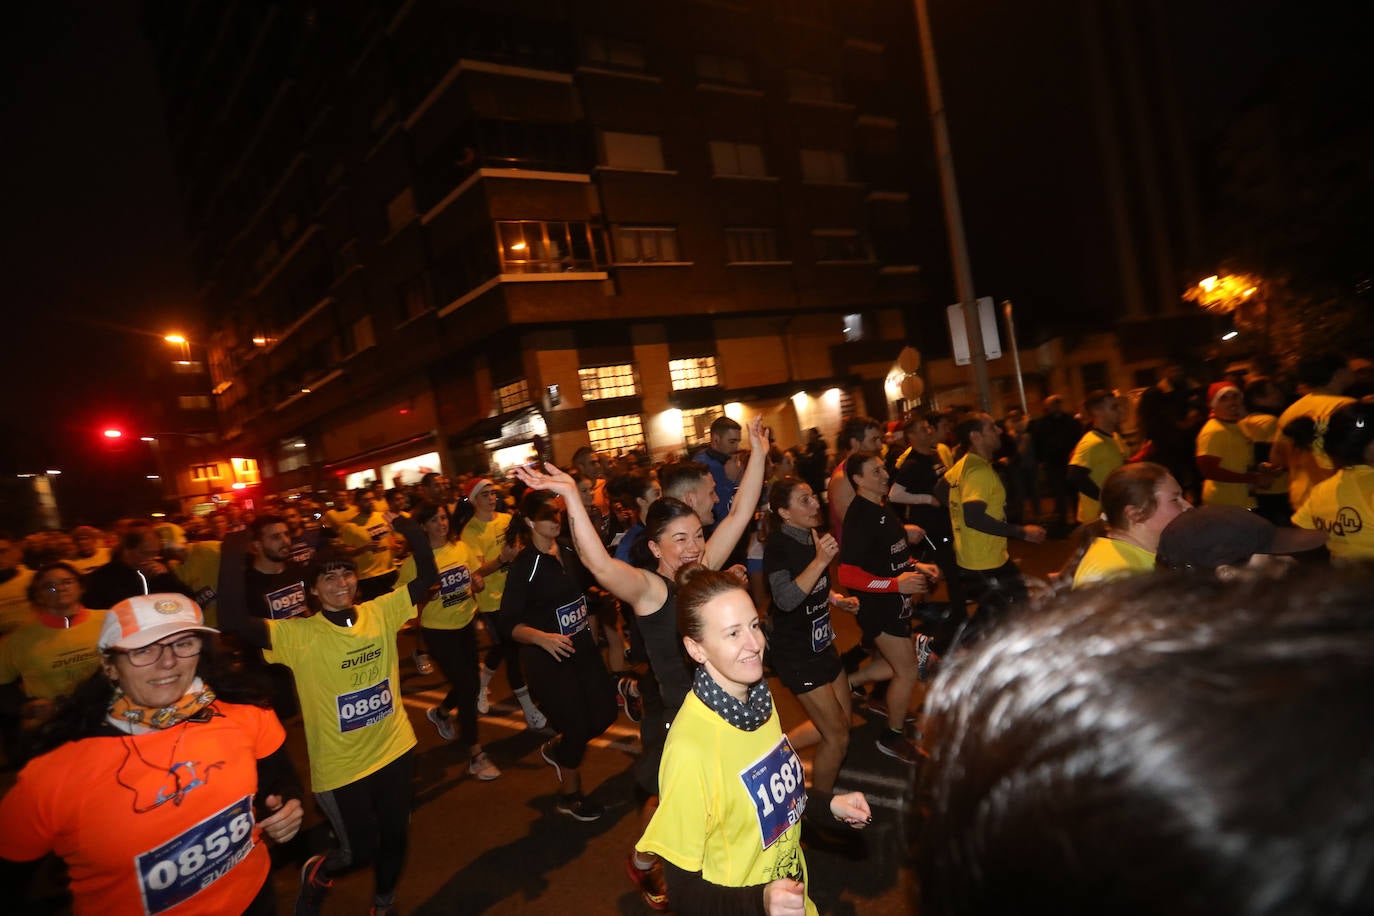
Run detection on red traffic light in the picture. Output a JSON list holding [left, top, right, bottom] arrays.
[[103, 428, 124, 439]]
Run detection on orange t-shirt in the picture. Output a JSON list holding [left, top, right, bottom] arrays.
[[0, 702, 284, 916]]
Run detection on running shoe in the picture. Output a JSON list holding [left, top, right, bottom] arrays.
[[522, 703, 548, 730], [412, 648, 435, 676], [540, 737, 563, 782], [556, 793, 604, 822], [295, 854, 332, 916], [915, 634, 935, 682], [426, 706, 455, 742], [624, 855, 670, 911], [876, 731, 922, 765], [468, 751, 502, 781], [476, 684, 492, 715], [617, 677, 643, 724]]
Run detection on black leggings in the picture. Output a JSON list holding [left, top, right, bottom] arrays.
[[314, 751, 414, 898], [522, 642, 617, 770], [481, 613, 525, 690], [423, 624, 480, 748]]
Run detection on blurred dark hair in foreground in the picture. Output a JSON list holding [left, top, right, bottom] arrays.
[[917, 568, 1374, 916]]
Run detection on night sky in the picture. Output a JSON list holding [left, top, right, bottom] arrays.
[[2, 0, 1366, 524]]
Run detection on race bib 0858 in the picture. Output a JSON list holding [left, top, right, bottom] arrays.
[[738, 737, 807, 850], [336, 678, 395, 732], [134, 795, 255, 915]]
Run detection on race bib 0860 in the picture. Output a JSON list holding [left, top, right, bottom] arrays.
[[336, 678, 395, 732], [738, 737, 807, 850], [439, 566, 472, 607], [554, 596, 589, 638], [134, 795, 255, 915]]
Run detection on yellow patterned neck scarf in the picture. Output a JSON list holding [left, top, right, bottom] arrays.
[[109, 678, 217, 731]]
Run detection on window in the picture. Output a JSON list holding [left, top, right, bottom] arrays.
[[843, 313, 864, 342], [396, 275, 432, 323], [385, 187, 416, 234], [709, 141, 767, 178], [613, 226, 680, 262], [584, 36, 647, 70], [191, 463, 223, 482], [681, 406, 725, 444], [171, 360, 204, 374], [350, 315, 375, 353], [725, 227, 780, 263], [813, 229, 870, 262], [496, 379, 532, 413], [178, 395, 212, 410], [587, 414, 646, 454], [497, 221, 604, 273], [601, 131, 666, 171], [695, 53, 750, 86], [1081, 361, 1111, 392], [670, 357, 720, 390], [230, 457, 261, 486], [800, 149, 849, 183], [579, 364, 639, 401], [787, 69, 836, 103]]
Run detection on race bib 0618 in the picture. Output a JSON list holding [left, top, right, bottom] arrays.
[[554, 596, 589, 638], [134, 795, 255, 915], [336, 678, 395, 732], [738, 737, 807, 850]]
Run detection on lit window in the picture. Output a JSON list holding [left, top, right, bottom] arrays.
[[496, 379, 532, 413], [230, 458, 261, 486], [787, 69, 836, 103], [178, 395, 212, 410], [814, 229, 870, 262], [843, 313, 865, 342], [709, 141, 767, 178], [681, 405, 725, 444], [171, 360, 204, 374], [670, 357, 719, 390], [587, 414, 646, 454], [190, 463, 223, 482], [601, 131, 666, 171], [725, 228, 780, 263], [579, 364, 639, 401], [696, 53, 751, 86], [800, 149, 848, 183], [613, 226, 680, 262], [497, 221, 603, 273]]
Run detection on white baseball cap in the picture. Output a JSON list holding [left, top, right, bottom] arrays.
[[99, 593, 219, 652]]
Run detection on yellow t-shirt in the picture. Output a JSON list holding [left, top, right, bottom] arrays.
[[175, 540, 223, 626], [638, 692, 816, 916], [0, 610, 106, 699], [0, 568, 36, 636], [460, 514, 512, 614], [396, 540, 478, 630], [1292, 465, 1374, 564], [68, 547, 110, 576], [1069, 430, 1129, 523], [1239, 413, 1288, 496], [937, 442, 956, 471], [264, 586, 417, 792], [1071, 538, 1156, 589], [1275, 393, 1355, 510], [340, 512, 396, 580], [945, 452, 1009, 571], [1196, 418, 1256, 508]]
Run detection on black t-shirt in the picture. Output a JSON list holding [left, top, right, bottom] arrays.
[[839, 495, 912, 618], [497, 542, 598, 653], [892, 449, 949, 535], [763, 528, 832, 660], [244, 564, 309, 620], [639, 573, 693, 714]]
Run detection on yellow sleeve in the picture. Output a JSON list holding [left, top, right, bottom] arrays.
[[1291, 496, 1315, 529], [636, 729, 712, 870], [1068, 435, 1092, 469]]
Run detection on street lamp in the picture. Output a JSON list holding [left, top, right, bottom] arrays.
[[164, 332, 191, 360]]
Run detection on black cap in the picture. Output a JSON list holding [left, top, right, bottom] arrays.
[[1157, 506, 1327, 570]]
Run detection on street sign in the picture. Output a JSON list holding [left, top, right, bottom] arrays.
[[946, 297, 1002, 366]]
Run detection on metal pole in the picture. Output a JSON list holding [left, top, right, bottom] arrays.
[[914, 0, 992, 412], [1003, 300, 1029, 414]]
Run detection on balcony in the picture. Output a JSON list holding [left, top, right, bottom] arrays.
[[415, 119, 594, 216]]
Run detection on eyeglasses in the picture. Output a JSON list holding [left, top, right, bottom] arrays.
[[42, 579, 81, 592], [118, 635, 204, 667]]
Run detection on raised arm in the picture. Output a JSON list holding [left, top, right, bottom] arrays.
[[510, 462, 664, 611], [703, 415, 769, 569]]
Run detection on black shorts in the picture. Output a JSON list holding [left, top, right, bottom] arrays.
[[858, 598, 913, 647], [770, 644, 844, 696]]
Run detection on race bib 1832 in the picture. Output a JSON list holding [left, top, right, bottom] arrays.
[[439, 566, 472, 607], [134, 795, 256, 915], [554, 596, 589, 638], [738, 737, 807, 850], [336, 678, 395, 732], [809, 611, 833, 653]]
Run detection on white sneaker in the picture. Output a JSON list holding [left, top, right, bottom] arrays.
[[476, 685, 491, 715], [426, 706, 455, 742], [468, 751, 501, 781], [522, 703, 548, 730]]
